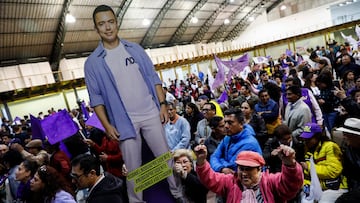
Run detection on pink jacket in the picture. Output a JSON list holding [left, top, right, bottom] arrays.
[[196, 161, 303, 203]]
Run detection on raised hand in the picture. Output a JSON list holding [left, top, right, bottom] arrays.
[[194, 144, 208, 166], [271, 144, 296, 167]]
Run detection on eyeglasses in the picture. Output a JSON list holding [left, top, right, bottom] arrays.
[[175, 160, 190, 165], [202, 109, 212, 112], [70, 173, 86, 181]]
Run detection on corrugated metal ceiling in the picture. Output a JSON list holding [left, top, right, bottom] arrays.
[[0, 0, 281, 68]]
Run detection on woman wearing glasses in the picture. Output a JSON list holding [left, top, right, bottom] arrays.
[[172, 149, 208, 203], [30, 165, 76, 203]]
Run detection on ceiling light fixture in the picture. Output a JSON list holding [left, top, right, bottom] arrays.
[[248, 16, 255, 22], [142, 18, 151, 26], [65, 14, 76, 23], [224, 19, 230, 24], [191, 17, 198, 24], [280, 5, 287, 10]]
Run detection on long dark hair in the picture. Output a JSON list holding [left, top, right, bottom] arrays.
[[304, 72, 314, 89], [22, 159, 38, 178], [37, 165, 74, 201], [186, 102, 200, 115], [342, 70, 355, 83], [241, 100, 255, 111]]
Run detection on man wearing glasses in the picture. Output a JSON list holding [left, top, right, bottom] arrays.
[[194, 103, 216, 145], [71, 154, 126, 203]]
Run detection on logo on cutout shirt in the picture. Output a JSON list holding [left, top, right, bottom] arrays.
[[125, 57, 135, 66]]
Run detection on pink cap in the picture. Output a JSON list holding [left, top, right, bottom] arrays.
[[235, 151, 265, 167]]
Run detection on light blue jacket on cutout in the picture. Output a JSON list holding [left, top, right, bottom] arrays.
[[85, 39, 162, 141]]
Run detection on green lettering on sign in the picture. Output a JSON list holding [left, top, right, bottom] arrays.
[[134, 168, 173, 193], [134, 162, 168, 185], [128, 151, 172, 180]]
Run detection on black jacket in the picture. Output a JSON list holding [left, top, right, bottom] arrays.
[[343, 146, 360, 191], [87, 172, 125, 203], [263, 137, 305, 173], [182, 170, 208, 203]]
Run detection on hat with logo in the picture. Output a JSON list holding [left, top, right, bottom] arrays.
[[300, 123, 322, 139], [336, 118, 360, 136], [235, 151, 265, 167]]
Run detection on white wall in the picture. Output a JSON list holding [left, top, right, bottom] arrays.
[[265, 43, 289, 59], [64, 87, 90, 110], [235, 4, 333, 47], [7, 93, 66, 118], [161, 69, 176, 85], [3, 87, 90, 119], [197, 61, 211, 79]]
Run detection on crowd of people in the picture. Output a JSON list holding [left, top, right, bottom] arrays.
[[159, 37, 360, 203], [0, 4, 359, 203]]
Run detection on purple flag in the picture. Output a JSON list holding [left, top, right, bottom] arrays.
[[85, 113, 105, 132], [285, 49, 293, 56], [13, 116, 21, 125], [252, 56, 269, 65], [213, 53, 249, 89], [212, 54, 226, 89], [224, 53, 249, 82], [41, 110, 79, 144], [30, 114, 46, 140], [81, 101, 90, 120], [217, 90, 228, 104]]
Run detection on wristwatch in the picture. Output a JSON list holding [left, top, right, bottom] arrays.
[[159, 101, 167, 106]]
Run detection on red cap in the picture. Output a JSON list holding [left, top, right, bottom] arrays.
[[235, 151, 265, 167]]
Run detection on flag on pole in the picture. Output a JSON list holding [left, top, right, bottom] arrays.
[[80, 101, 90, 120], [252, 56, 269, 65], [212, 55, 226, 89], [224, 53, 249, 82], [13, 116, 21, 125], [207, 67, 215, 91], [85, 113, 105, 132], [217, 90, 228, 104], [30, 114, 46, 140], [213, 53, 249, 89], [41, 110, 79, 144]]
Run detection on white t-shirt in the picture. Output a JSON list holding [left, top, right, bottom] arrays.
[[105, 42, 158, 123]]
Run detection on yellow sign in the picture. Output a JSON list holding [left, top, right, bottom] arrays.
[[127, 151, 173, 193], [134, 168, 173, 193], [134, 162, 168, 185]]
